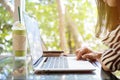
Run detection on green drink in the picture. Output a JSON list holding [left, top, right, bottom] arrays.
[[12, 22, 27, 57]]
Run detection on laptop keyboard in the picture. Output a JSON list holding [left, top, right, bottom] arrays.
[[42, 57, 68, 68]]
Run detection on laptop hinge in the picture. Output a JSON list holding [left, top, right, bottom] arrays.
[[33, 57, 47, 67]]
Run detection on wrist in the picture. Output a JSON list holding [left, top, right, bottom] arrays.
[[94, 52, 102, 59]]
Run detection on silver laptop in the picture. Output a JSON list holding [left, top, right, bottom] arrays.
[[23, 12, 96, 73]]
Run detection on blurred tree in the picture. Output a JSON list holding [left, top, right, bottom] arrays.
[[56, 0, 68, 54], [0, 0, 106, 54], [26, 0, 101, 53], [0, 0, 14, 17], [0, 0, 25, 53], [0, 5, 13, 52]]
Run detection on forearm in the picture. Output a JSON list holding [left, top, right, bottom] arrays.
[[94, 52, 116, 72], [97, 58, 111, 71]]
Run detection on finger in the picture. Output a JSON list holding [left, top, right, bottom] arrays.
[[76, 47, 92, 60], [76, 50, 85, 60], [75, 49, 81, 55], [75, 47, 87, 56], [84, 47, 93, 53], [82, 54, 96, 61], [81, 54, 92, 60], [76, 50, 81, 60]]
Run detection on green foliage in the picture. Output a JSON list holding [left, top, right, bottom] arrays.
[[26, 0, 61, 50], [25, 0, 105, 51], [0, 0, 105, 53], [0, 6, 13, 53]]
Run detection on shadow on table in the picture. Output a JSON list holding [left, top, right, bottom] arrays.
[[101, 68, 119, 80]]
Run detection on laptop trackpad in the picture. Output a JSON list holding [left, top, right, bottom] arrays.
[[67, 57, 96, 70]]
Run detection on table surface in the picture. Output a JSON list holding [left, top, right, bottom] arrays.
[[0, 55, 119, 80]]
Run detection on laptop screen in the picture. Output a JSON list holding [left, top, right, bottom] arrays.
[[23, 13, 43, 65]]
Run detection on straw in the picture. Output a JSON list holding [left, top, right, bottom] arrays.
[[18, 6, 21, 23]]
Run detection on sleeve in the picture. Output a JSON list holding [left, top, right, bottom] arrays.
[[101, 25, 120, 71]]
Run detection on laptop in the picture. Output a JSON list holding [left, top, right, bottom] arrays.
[[23, 12, 96, 73]]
